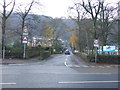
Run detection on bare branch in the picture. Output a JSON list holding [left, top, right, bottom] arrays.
[[95, 1, 101, 19], [82, 1, 92, 15], [17, 6, 24, 14], [88, 1, 94, 19], [6, 0, 13, 7], [24, 0, 34, 18], [6, 0, 15, 19], [15, 12, 23, 17]]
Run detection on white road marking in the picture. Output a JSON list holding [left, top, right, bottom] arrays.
[[78, 73, 112, 75], [59, 80, 120, 84], [0, 83, 16, 85], [67, 65, 73, 67], [98, 66, 105, 68], [82, 65, 89, 67], [64, 56, 69, 67], [106, 66, 111, 68], [69, 65, 114, 68], [64, 55, 118, 69], [72, 65, 80, 67], [90, 66, 95, 68], [110, 65, 120, 67]]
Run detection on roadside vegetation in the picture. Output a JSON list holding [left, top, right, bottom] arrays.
[[4, 39, 64, 60], [0, 0, 119, 64], [68, 0, 119, 64]]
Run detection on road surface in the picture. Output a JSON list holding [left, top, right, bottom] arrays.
[[1, 54, 119, 88]]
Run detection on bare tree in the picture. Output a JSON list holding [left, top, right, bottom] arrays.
[[81, 0, 101, 39], [15, 0, 42, 59], [16, 0, 34, 31], [1, 0, 15, 59], [99, 1, 117, 46], [68, 3, 87, 51], [15, 0, 42, 39]]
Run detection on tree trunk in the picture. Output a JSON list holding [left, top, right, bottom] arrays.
[[85, 31, 90, 54], [2, 16, 6, 59]]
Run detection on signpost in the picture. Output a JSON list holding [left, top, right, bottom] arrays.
[[22, 36, 28, 43], [93, 39, 99, 63], [22, 25, 28, 59], [23, 26, 28, 35], [94, 40, 99, 47]]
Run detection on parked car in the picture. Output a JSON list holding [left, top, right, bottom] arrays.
[[65, 50, 70, 55]]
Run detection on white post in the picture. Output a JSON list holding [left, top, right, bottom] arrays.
[[23, 44, 26, 59], [95, 47, 98, 63], [3, 47, 5, 59], [117, 50, 119, 55]]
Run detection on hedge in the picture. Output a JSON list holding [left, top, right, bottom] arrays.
[[39, 51, 51, 60], [5, 50, 23, 59], [25, 47, 40, 58], [97, 55, 120, 64], [74, 52, 120, 64], [5, 47, 51, 59], [87, 54, 120, 64]]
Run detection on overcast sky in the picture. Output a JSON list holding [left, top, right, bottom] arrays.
[[0, 0, 119, 18]]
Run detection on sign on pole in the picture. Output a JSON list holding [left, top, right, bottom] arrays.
[[94, 39, 99, 47], [22, 25, 29, 59], [103, 46, 116, 52], [94, 40, 99, 44], [93, 39, 99, 63], [23, 26, 28, 35], [23, 28, 28, 33], [22, 36, 28, 43]]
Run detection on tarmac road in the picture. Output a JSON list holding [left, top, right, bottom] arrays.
[[1, 54, 119, 89]]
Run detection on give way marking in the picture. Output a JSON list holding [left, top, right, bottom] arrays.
[[59, 80, 120, 84], [0, 83, 16, 85]]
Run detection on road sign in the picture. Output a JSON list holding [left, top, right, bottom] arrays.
[[22, 36, 28, 43], [23, 31, 28, 36], [94, 44, 99, 47], [23, 26, 28, 32], [23, 26, 28, 35], [103, 46, 116, 52], [94, 40, 99, 47], [94, 40, 99, 44], [23, 28, 28, 33]]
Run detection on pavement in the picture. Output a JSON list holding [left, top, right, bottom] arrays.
[[0, 57, 41, 65], [0, 54, 59, 65]]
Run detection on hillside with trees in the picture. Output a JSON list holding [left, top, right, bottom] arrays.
[[3, 13, 77, 46]]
